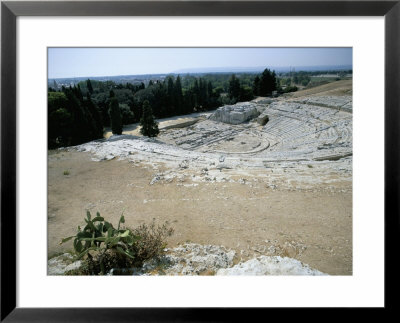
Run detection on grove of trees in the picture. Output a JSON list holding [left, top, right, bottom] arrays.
[[48, 85, 103, 148], [48, 68, 300, 148], [253, 68, 278, 96], [227, 74, 254, 103]]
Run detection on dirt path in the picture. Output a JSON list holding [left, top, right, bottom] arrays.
[[103, 111, 209, 139], [48, 150, 352, 275]]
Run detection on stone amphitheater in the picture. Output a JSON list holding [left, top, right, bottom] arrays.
[[52, 88, 353, 275], [76, 94, 352, 190], [164, 96, 352, 161]]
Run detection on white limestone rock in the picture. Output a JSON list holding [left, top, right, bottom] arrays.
[[73, 95, 352, 188], [48, 253, 82, 275], [216, 256, 327, 276], [48, 246, 327, 276], [209, 102, 260, 124], [155, 243, 236, 275], [293, 96, 352, 112]]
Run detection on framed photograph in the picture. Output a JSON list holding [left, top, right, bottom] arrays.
[[1, 0, 398, 320]]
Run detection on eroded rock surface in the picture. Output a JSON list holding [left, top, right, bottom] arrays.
[[209, 102, 260, 124], [73, 95, 352, 190], [48, 253, 82, 275], [216, 256, 326, 276], [48, 244, 326, 276], [143, 243, 236, 275], [291, 95, 352, 112]]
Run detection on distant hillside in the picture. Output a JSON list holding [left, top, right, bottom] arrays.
[[48, 65, 352, 86], [48, 65, 353, 88], [172, 65, 353, 74]]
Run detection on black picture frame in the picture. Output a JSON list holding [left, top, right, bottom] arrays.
[[1, 0, 399, 321]]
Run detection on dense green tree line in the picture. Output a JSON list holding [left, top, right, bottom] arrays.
[[131, 75, 222, 120], [181, 73, 255, 92], [48, 75, 224, 147], [48, 68, 290, 148], [227, 75, 254, 103], [48, 85, 103, 148]]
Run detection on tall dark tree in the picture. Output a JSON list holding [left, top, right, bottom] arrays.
[[193, 79, 199, 107], [174, 75, 184, 114], [76, 84, 84, 101], [228, 74, 241, 102], [85, 93, 103, 138], [259, 68, 277, 96], [49, 85, 103, 147], [166, 76, 175, 115], [48, 91, 72, 147], [207, 81, 213, 99], [109, 97, 122, 135], [253, 75, 260, 96], [65, 87, 91, 144], [140, 100, 159, 137], [239, 86, 254, 102], [183, 88, 196, 114], [198, 78, 208, 109], [86, 79, 94, 95]]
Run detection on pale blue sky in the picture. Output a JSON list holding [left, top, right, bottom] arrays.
[[48, 47, 352, 79]]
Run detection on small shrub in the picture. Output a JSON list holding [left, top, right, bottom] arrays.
[[61, 211, 173, 275], [284, 85, 298, 93], [63, 170, 70, 175], [131, 219, 174, 263]]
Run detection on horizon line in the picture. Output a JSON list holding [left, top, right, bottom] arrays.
[[48, 64, 353, 80]]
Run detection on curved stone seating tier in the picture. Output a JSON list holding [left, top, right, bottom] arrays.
[[157, 97, 352, 163], [291, 95, 352, 112]]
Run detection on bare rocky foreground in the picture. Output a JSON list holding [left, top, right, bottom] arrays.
[[48, 82, 352, 275]]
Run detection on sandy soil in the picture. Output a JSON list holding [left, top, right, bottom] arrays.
[[48, 150, 352, 275]]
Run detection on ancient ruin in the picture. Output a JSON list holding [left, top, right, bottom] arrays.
[[75, 94, 352, 189], [50, 86, 353, 276]]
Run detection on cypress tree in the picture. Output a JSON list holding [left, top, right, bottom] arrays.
[[259, 68, 277, 96], [228, 74, 241, 102], [253, 75, 260, 96], [199, 78, 207, 108], [175, 75, 184, 114], [166, 76, 175, 116], [76, 84, 84, 101], [65, 87, 91, 145], [140, 100, 159, 137], [193, 79, 199, 107], [109, 97, 123, 135], [85, 93, 103, 139], [207, 81, 213, 99], [183, 88, 195, 114], [86, 79, 94, 94]]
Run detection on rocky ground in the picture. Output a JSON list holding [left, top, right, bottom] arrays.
[[49, 243, 326, 276], [48, 80, 353, 275]]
